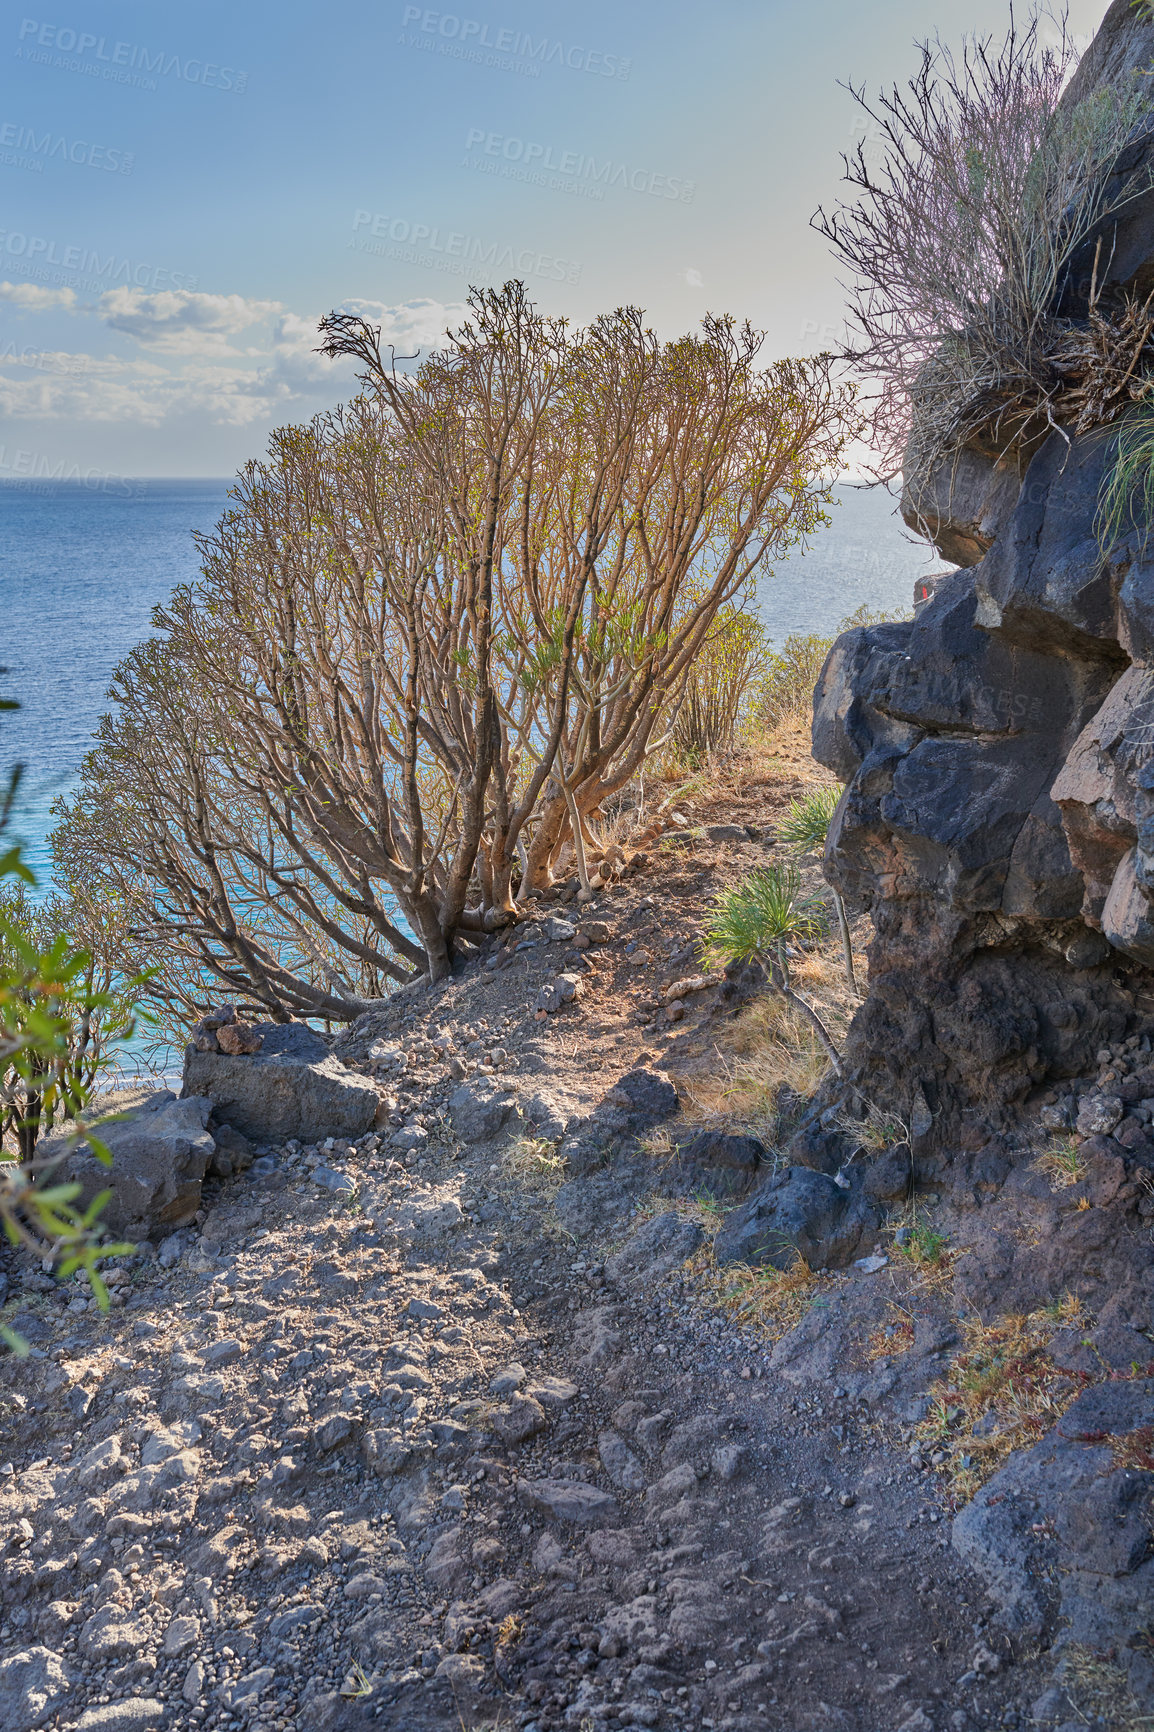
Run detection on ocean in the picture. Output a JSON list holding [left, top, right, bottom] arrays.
[[0, 476, 939, 880]]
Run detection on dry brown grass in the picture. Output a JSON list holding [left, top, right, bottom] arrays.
[[866, 1304, 916, 1363], [1035, 1135, 1087, 1191], [499, 1135, 568, 1198], [1062, 1647, 1154, 1732], [687, 1242, 821, 1345], [679, 994, 830, 1144], [632, 1189, 824, 1345], [915, 1295, 1093, 1503]]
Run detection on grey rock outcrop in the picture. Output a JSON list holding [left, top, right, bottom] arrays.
[[447, 1078, 517, 1143], [37, 1092, 214, 1235], [953, 1379, 1154, 1702], [182, 1023, 380, 1142], [713, 1167, 878, 1271], [901, 444, 1025, 567]]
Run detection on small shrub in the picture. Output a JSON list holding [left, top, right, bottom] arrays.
[[500, 1136, 567, 1196], [778, 785, 842, 851], [0, 718, 137, 1352], [815, 15, 1154, 480], [755, 633, 834, 731], [706, 863, 843, 1071], [672, 604, 772, 762], [896, 1224, 950, 1265]]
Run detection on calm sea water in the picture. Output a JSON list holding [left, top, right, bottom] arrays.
[[0, 476, 938, 879], [1, 479, 230, 879]]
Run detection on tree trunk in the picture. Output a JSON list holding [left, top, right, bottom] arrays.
[[834, 891, 858, 997]]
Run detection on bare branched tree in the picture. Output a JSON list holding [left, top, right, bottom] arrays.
[[61, 284, 856, 1015]]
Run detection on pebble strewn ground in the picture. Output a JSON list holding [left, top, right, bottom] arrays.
[[0, 748, 1066, 1732]]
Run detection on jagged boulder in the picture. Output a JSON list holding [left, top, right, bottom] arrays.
[[448, 1078, 517, 1143], [813, 427, 1147, 1135], [38, 1092, 215, 1235], [713, 1167, 878, 1271], [901, 444, 1025, 568], [182, 1023, 380, 1142]]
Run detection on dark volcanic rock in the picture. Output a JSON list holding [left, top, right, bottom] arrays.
[[814, 428, 1147, 1142], [182, 1026, 380, 1142], [602, 1068, 680, 1128], [38, 1091, 214, 1234], [675, 1130, 766, 1195], [713, 1167, 878, 1271]]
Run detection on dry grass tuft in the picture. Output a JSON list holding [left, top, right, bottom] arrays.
[[635, 1191, 822, 1345], [686, 1239, 821, 1345], [1062, 1646, 1154, 1732], [680, 994, 832, 1143], [866, 1304, 916, 1363], [1035, 1135, 1087, 1190], [500, 1136, 568, 1197], [915, 1295, 1093, 1503]]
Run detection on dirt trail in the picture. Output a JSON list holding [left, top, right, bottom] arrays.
[[0, 741, 1058, 1732]]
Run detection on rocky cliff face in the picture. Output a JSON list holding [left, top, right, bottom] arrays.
[[814, 1, 1154, 1170]]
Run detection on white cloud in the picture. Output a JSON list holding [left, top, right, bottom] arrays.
[[97, 288, 283, 355], [337, 296, 467, 353], [0, 281, 77, 311], [0, 295, 467, 427]]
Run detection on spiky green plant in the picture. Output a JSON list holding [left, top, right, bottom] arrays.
[[1097, 406, 1154, 554], [705, 863, 842, 1073], [778, 786, 842, 851], [777, 784, 859, 996]]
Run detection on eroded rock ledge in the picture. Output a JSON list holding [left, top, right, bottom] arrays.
[[813, 421, 1154, 1147]]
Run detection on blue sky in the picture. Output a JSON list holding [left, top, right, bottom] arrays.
[[0, 0, 1109, 477]]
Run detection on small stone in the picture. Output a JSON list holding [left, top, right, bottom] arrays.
[[1075, 1094, 1123, 1137], [311, 1165, 356, 1193], [216, 1022, 263, 1056], [315, 1414, 354, 1452], [162, 1616, 200, 1658], [408, 1296, 444, 1321], [182, 1659, 205, 1704], [534, 974, 583, 1015], [515, 1478, 618, 1525], [598, 1429, 646, 1491], [201, 1337, 242, 1367], [528, 1376, 579, 1408], [77, 1701, 167, 1731], [390, 1125, 429, 1152], [493, 1395, 548, 1445], [489, 1361, 526, 1395]]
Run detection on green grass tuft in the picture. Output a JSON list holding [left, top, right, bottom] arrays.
[[1097, 406, 1154, 552], [778, 785, 842, 853], [704, 862, 829, 969]]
